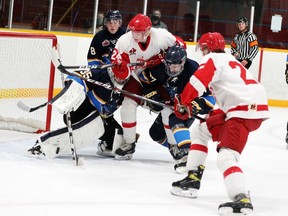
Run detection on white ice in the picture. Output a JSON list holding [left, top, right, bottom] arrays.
[[0, 106, 287, 216]]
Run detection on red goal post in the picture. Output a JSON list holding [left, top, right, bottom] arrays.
[[0, 31, 57, 133]]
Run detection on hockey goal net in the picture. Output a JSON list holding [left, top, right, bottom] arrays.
[[0, 31, 57, 133]]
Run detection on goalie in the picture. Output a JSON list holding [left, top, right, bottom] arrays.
[[27, 64, 131, 158]]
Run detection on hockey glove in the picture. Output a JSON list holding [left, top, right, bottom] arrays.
[[137, 53, 165, 69], [285, 68, 288, 84], [174, 94, 199, 120], [100, 93, 122, 118], [143, 87, 163, 112]]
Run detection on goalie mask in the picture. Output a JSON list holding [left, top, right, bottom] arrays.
[[164, 45, 187, 77], [128, 13, 152, 43], [108, 64, 131, 88]]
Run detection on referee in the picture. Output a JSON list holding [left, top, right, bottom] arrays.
[[231, 17, 259, 69]]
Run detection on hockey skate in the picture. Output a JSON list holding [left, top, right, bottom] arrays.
[[218, 193, 253, 215], [168, 144, 183, 160], [170, 165, 205, 198], [97, 140, 114, 157], [27, 141, 45, 156], [114, 133, 140, 160], [115, 142, 136, 160], [174, 160, 187, 174]]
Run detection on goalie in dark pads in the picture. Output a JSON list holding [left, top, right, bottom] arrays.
[[28, 64, 132, 158]]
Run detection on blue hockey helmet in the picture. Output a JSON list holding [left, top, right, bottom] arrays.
[[104, 10, 122, 24], [164, 45, 187, 77]]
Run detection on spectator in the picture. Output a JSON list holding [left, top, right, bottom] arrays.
[[150, 9, 168, 30], [86, 12, 104, 34], [198, 15, 212, 36], [181, 13, 196, 42], [231, 16, 259, 69], [32, 3, 48, 30]]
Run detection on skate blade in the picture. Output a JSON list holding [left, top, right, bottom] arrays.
[[114, 154, 133, 160], [218, 207, 253, 215], [170, 186, 198, 198], [97, 150, 115, 157], [174, 165, 187, 174]]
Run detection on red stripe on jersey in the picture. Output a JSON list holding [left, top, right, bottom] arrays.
[[223, 166, 243, 178], [122, 122, 137, 128], [228, 104, 268, 112], [190, 144, 208, 153], [181, 83, 198, 105], [121, 52, 130, 64], [195, 58, 216, 87], [181, 57, 216, 105], [164, 124, 170, 129]]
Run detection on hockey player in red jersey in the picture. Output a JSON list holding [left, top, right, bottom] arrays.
[[110, 13, 186, 160], [170, 32, 269, 215]]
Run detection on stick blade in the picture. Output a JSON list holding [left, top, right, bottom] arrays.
[[17, 101, 32, 112]]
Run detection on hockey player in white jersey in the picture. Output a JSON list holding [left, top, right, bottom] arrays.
[[170, 32, 269, 215], [110, 13, 186, 160]]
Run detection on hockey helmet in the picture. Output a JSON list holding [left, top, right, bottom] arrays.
[[236, 16, 248, 26], [164, 45, 187, 77], [111, 64, 130, 85], [104, 10, 122, 24], [128, 14, 152, 43], [198, 32, 225, 53], [128, 14, 152, 32]]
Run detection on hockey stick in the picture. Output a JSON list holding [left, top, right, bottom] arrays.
[[60, 62, 144, 71], [57, 64, 173, 110], [17, 81, 72, 112], [51, 47, 204, 121], [56, 45, 83, 167], [57, 63, 205, 121]]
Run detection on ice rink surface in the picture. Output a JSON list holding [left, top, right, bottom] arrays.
[[0, 106, 287, 216]]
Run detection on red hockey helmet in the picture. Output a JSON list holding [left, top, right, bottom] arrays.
[[128, 13, 152, 32], [198, 32, 225, 53], [112, 64, 130, 85]]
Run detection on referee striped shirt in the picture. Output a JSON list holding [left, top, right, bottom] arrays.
[[231, 30, 259, 63]]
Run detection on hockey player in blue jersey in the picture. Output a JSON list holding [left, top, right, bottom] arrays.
[[28, 63, 131, 158], [87, 10, 126, 66], [140, 45, 215, 168]]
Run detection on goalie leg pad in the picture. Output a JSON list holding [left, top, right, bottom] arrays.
[[53, 80, 86, 114], [36, 111, 104, 158]]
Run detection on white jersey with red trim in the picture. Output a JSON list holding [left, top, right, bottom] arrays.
[[111, 27, 184, 76], [181, 52, 269, 120]]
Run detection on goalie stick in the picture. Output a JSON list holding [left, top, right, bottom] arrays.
[[57, 45, 83, 167], [17, 80, 73, 112]]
